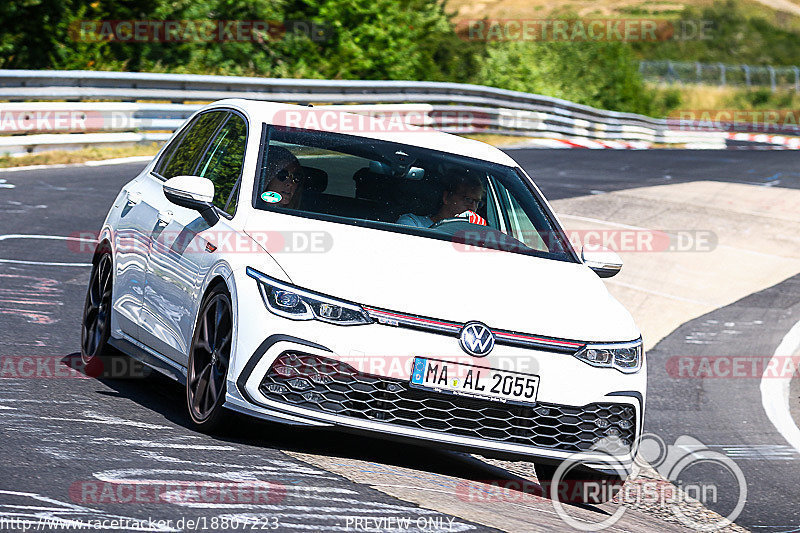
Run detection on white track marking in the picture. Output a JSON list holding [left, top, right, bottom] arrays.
[[79, 412, 174, 429], [85, 156, 154, 166], [0, 398, 90, 404], [0, 258, 92, 266], [709, 444, 800, 460], [92, 438, 235, 450], [558, 213, 647, 231], [0, 234, 96, 266], [168, 503, 432, 513], [0, 234, 93, 242], [0, 412, 172, 429], [558, 213, 794, 259], [133, 450, 338, 478], [605, 279, 715, 306], [0, 155, 153, 173], [760, 319, 800, 454], [93, 468, 358, 489], [0, 179, 14, 188]]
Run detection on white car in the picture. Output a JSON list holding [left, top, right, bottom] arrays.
[[82, 99, 645, 497]]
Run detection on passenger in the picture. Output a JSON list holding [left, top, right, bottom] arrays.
[[261, 146, 304, 209], [397, 174, 486, 227]]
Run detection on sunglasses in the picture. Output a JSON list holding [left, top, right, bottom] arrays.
[[272, 167, 304, 184], [461, 195, 486, 209]]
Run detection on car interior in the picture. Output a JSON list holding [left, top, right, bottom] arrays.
[[252, 136, 564, 257]]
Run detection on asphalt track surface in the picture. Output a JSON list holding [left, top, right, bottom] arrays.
[[510, 148, 800, 199], [0, 148, 798, 532]]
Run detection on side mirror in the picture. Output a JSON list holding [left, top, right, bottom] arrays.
[[163, 175, 219, 226], [582, 245, 623, 278]]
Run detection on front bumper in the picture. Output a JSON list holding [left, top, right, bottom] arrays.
[[225, 267, 646, 471], [226, 335, 643, 471]]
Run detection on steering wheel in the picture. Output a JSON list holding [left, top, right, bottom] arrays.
[[430, 218, 530, 252], [429, 217, 472, 230]]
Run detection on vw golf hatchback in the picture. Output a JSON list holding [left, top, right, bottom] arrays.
[[82, 99, 645, 493]]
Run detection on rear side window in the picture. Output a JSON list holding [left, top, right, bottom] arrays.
[[195, 113, 247, 216], [155, 111, 227, 179]]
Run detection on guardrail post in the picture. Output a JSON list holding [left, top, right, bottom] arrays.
[[768, 66, 776, 92], [696, 62, 702, 84], [793, 67, 799, 92], [718, 63, 726, 86], [742, 65, 751, 88]]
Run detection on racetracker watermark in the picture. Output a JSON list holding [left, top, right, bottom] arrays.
[[0, 107, 198, 133], [452, 229, 718, 254], [273, 108, 545, 133], [281, 354, 543, 380], [671, 109, 800, 134], [0, 109, 110, 134], [0, 354, 150, 379], [70, 20, 331, 43], [456, 477, 698, 506], [455, 18, 713, 42], [71, 230, 333, 255], [667, 355, 800, 379], [70, 481, 286, 504], [0, 107, 540, 134]]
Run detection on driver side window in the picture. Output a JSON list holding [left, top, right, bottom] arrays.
[[489, 177, 549, 252], [195, 113, 247, 216], [156, 111, 227, 180]]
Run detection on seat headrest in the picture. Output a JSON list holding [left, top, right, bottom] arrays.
[[301, 166, 328, 193]]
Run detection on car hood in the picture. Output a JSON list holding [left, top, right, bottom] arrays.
[[245, 211, 639, 343]]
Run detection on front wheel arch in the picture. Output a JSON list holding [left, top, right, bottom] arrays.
[[92, 239, 112, 265]]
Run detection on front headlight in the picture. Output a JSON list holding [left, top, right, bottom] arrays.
[[573, 339, 643, 374], [246, 267, 372, 326]]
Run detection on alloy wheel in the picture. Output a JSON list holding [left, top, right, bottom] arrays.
[[81, 253, 112, 362], [187, 292, 232, 423]]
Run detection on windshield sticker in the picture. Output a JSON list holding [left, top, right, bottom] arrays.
[[261, 191, 282, 203]]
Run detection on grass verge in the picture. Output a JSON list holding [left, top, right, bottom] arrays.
[[460, 133, 536, 146], [0, 143, 162, 169]]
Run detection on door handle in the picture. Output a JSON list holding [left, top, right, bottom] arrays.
[[126, 190, 142, 206], [157, 210, 173, 226]]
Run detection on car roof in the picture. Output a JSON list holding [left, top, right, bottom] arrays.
[[205, 99, 519, 167]]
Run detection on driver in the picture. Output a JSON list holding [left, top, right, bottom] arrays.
[[397, 174, 486, 228], [261, 146, 304, 209]]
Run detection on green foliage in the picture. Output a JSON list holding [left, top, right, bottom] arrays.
[[632, 0, 800, 66], [650, 87, 683, 115], [276, 0, 476, 81], [475, 41, 657, 115], [727, 87, 800, 110], [0, 0, 664, 115]]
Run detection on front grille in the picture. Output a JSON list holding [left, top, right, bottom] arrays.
[[259, 352, 636, 452]]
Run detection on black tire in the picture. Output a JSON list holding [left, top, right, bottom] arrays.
[[536, 462, 625, 504], [186, 284, 232, 432], [81, 251, 114, 373]]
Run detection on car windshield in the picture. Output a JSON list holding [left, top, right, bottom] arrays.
[[253, 125, 575, 262]]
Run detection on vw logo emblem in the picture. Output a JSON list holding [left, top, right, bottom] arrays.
[[459, 321, 495, 357]]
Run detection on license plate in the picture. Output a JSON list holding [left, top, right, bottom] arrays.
[[410, 357, 539, 405]]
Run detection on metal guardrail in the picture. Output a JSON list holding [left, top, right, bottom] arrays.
[[0, 69, 733, 155]]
